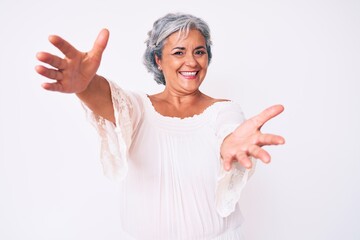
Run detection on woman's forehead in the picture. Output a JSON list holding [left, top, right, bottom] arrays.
[[165, 29, 205, 47]]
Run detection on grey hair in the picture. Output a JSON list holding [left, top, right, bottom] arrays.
[[143, 13, 213, 85]]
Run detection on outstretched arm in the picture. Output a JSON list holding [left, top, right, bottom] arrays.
[[35, 29, 115, 123], [220, 104, 285, 170]]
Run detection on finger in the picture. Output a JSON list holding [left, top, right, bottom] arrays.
[[248, 145, 271, 164], [89, 28, 110, 61], [48, 35, 78, 59], [224, 162, 231, 171], [235, 152, 253, 169], [36, 52, 67, 70], [250, 104, 285, 129], [35, 65, 63, 80], [41, 82, 64, 92], [222, 155, 232, 171], [254, 133, 285, 146]]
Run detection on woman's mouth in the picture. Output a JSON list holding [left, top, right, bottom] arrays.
[[179, 71, 198, 79]]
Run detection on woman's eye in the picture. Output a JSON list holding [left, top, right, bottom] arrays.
[[173, 51, 183, 55], [195, 50, 206, 55]]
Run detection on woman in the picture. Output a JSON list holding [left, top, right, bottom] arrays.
[[35, 13, 285, 240]]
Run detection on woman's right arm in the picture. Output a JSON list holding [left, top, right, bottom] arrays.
[[35, 29, 115, 123]]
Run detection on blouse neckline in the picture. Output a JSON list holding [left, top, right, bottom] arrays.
[[142, 93, 230, 122]]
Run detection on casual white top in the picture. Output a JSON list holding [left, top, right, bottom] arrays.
[[84, 81, 256, 240]]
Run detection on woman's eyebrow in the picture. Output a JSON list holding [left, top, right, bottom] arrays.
[[172, 47, 186, 51], [171, 46, 206, 51]]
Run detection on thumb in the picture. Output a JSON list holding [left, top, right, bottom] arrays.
[[91, 28, 110, 59]]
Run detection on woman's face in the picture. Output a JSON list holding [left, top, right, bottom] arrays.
[[156, 29, 209, 95]]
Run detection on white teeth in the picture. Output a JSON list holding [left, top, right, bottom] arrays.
[[181, 71, 197, 76]]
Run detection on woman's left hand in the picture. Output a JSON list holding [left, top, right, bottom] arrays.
[[220, 104, 285, 171]]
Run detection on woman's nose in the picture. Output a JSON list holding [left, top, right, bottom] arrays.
[[184, 53, 197, 67]]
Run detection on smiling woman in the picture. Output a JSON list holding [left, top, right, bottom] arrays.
[[151, 29, 214, 119], [35, 12, 285, 240]]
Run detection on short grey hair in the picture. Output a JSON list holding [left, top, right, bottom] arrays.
[[143, 13, 213, 85]]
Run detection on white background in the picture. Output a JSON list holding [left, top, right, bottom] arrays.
[[1, 0, 359, 239]]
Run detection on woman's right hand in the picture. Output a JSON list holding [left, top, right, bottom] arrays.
[[35, 28, 110, 94]]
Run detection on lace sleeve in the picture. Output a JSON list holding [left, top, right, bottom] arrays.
[[214, 103, 257, 218], [82, 80, 141, 181]]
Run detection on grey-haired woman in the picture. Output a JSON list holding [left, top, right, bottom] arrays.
[[36, 13, 285, 240]]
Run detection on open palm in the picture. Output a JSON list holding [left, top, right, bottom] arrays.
[[35, 29, 109, 93], [220, 104, 285, 170]]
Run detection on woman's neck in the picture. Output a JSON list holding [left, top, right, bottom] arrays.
[[148, 89, 216, 118]]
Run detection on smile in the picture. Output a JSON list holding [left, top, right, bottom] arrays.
[[179, 71, 198, 77]]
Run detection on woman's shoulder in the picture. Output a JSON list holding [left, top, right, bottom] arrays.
[[210, 98, 245, 125], [211, 97, 243, 112]]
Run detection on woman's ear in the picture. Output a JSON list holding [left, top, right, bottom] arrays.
[[155, 54, 161, 70]]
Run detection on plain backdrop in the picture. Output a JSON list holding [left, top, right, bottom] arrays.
[[1, 0, 359, 239]]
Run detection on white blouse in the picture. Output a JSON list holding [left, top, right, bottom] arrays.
[[84, 81, 256, 240]]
